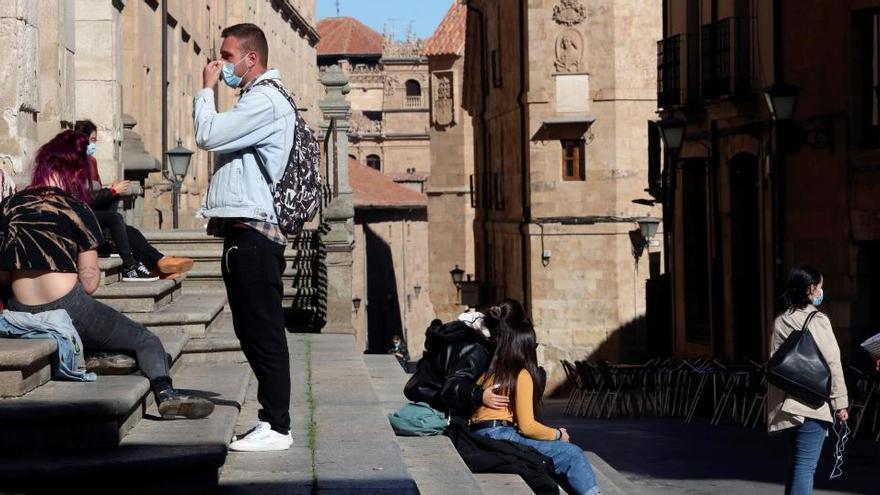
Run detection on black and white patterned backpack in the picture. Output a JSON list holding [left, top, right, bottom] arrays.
[[251, 79, 322, 236]]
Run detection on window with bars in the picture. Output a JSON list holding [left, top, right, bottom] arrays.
[[700, 17, 751, 101], [561, 139, 586, 181]]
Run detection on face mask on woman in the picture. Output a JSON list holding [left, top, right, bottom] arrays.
[[811, 288, 825, 306], [86, 143, 96, 156]]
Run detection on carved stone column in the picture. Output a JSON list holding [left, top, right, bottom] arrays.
[[318, 65, 356, 335]]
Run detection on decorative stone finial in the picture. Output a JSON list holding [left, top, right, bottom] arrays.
[[320, 64, 351, 99]]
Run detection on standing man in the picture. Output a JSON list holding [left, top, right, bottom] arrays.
[[194, 23, 295, 452]]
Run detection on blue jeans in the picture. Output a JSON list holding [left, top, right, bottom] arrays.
[[786, 418, 829, 495], [475, 426, 600, 495]]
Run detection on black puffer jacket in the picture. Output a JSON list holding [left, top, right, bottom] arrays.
[[404, 320, 492, 418]]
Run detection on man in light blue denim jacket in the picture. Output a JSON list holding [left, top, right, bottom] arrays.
[[194, 23, 294, 452]]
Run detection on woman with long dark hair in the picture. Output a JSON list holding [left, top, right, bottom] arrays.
[[0, 130, 213, 419], [470, 308, 601, 495], [769, 265, 848, 495], [73, 120, 192, 282]]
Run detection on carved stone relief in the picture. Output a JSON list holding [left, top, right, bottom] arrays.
[[384, 75, 399, 96], [552, 0, 587, 26], [554, 29, 584, 73], [432, 71, 455, 127]]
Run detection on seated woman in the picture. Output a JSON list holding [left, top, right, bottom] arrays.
[[73, 120, 192, 282], [0, 130, 213, 419], [470, 315, 601, 495]]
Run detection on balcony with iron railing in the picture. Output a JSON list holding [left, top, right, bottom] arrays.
[[700, 17, 753, 101], [657, 34, 700, 109]]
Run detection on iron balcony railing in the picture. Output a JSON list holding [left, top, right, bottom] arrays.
[[700, 17, 753, 101], [657, 34, 701, 108]]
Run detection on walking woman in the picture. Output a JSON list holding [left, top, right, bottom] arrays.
[[0, 130, 213, 419], [769, 265, 849, 495], [469, 308, 601, 495]]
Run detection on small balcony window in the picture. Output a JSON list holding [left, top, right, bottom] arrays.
[[366, 154, 381, 171]]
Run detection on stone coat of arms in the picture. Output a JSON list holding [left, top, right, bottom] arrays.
[[552, 0, 587, 26]]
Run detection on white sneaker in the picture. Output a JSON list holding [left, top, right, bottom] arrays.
[[229, 424, 292, 452], [232, 421, 270, 442]]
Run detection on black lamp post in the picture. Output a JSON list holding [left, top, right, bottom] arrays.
[[657, 115, 687, 160], [762, 82, 801, 122], [636, 217, 661, 247], [165, 139, 193, 229], [450, 265, 465, 289]]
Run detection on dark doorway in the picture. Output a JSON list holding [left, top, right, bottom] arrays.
[[364, 225, 402, 354], [851, 242, 880, 367], [729, 153, 762, 360], [682, 160, 712, 346]]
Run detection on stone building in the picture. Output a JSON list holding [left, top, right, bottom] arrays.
[[424, 2, 477, 323], [656, 0, 880, 367], [462, 0, 662, 391], [316, 17, 431, 178], [0, 0, 319, 230], [349, 158, 432, 355]]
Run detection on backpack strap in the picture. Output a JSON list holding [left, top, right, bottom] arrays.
[[247, 78, 298, 188], [801, 311, 820, 333]]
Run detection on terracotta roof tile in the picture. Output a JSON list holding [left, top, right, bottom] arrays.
[[350, 158, 427, 209], [423, 2, 467, 57], [316, 17, 384, 57]]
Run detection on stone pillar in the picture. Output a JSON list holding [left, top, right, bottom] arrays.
[[38, 0, 76, 145], [0, 1, 41, 187], [319, 65, 356, 335], [74, 0, 124, 183]]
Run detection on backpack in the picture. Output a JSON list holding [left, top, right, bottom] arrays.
[[251, 79, 322, 236], [387, 402, 448, 436]]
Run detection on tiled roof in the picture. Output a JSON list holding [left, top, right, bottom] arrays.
[[316, 17, 384, 57], [423, 1, 467, 57], [350, 158, 427, 209]]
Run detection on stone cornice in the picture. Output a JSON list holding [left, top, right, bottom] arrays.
[[273, 0, 320, 46]]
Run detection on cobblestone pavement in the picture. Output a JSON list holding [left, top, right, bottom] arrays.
[[543, 399, 879, 495]]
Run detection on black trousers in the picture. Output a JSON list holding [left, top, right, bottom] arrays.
[[93, 211, 164, 270], [221, 228, 290, 434], [8, 284, 172, 393]]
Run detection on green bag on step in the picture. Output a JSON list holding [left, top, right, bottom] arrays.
[[388, 402, 448, 436]]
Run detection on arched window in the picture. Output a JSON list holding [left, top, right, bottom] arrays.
[[405, 80, 422, 97], [405, 80, 422, 107], [366, 154, 381, 171]]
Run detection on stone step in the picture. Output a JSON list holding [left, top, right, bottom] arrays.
[[179, 314, 244, 362], [93, 276, 184, 313], [0, 359, 251, 494], [160, 251, 320, 275], [129, 294, 226, 338], [0, 374, 150, 454], [179, 266, 317, 292], [143, 229, 321, 252], [219, 335, 419, 493], [0, 331, 187, 454], [99, 257, 124, 286], [190, 288, 323, 311], [0, 339, 56, 398]]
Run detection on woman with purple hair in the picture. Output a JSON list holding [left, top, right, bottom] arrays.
[[0, 130, 213, 419]]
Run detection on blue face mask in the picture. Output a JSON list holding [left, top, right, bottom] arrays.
[[86, 143, 96, 156], [221, 54, 252, 88], [811, 288, 824, 306]]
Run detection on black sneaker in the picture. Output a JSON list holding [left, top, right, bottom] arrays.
[[122, 262, 159, 282], [156, 389, 215, 419]]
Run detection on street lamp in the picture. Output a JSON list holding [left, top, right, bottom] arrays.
[[657, 116, 687, 159], [762, 82, 801, 122], [450, 265, 465, 289], [636, 217, 661, 247], [165, 139, 193, 229], [352, 296, 362, 313]]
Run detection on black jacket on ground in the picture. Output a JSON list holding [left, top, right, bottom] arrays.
[[445, 417, 560, 495], [404, 320, 491, 418]]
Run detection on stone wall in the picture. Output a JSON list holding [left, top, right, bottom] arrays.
[[464, 0, 662, 392]]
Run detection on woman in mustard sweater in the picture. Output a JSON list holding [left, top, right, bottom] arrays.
[[470, 316, 600, 495]]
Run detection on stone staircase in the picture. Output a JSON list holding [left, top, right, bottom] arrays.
[[0, 229, 635, 494]]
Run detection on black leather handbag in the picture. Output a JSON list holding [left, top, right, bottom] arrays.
[[767, 311, 831, 408]]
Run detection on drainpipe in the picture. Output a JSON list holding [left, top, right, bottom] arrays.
[[517, 0, 532, 313], [772, 0, 786, 298]]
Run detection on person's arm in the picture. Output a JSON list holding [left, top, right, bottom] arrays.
[[77, 250, 100, 295], [813, 314, 849, 412], [514, 370, 559, 441], [440, 344, 492, 412], [193, 89, 277, 153]]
